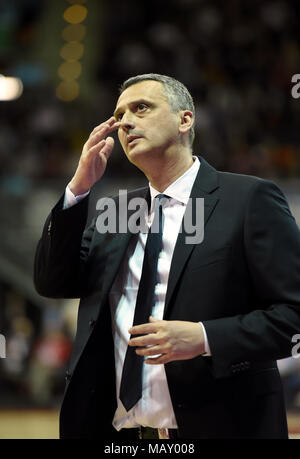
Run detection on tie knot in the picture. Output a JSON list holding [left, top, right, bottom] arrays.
[[155, 193, 169, 204], [152, 194, 169, 218]]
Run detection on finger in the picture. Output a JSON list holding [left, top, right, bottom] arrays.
[[129, 333, 159, 347], [135, 345, 163, 356], [88, 122, 120, 149], [129, 321, 161, 335], [149, 316, 159, 323], [145, 354, 170, 365], [88, 131, 106, 150], [106, 120, 121, 133], [100, 137, 114, 159], [88, 139, 106, 158], [87, 136, 114, 160], [91, 117, 117, 133], [92, 117, 121, 136]]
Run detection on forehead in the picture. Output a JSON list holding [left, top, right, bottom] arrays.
[[115, 80, 168, 111]]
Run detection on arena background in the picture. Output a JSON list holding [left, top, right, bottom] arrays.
[[0, 0, 300, 438]]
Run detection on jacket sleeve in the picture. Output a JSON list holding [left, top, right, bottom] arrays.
[[203, 179, 300, 378], [34, 192, 94, 299]]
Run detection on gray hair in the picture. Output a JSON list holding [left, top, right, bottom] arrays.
[[119, 73, 195, 146]]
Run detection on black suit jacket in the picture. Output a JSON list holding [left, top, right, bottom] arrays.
[[34, 157, 300, 438]]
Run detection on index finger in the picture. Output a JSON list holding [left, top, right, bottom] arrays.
[[92, 117, 121, 135], [129, 322, 159, 335]]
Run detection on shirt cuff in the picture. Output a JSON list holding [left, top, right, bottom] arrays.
[[199, 322, 211, 356], [63, 185, 90, 209]]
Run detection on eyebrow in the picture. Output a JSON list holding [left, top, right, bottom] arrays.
[[113, 98, 151, 119]]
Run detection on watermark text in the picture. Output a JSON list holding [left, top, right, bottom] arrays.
[[292, 334, 300, 358], [291, 74, 300, 99], [0, 334, 6, 358], [95, 191, 204, 244]]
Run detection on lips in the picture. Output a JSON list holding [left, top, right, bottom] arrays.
[[127, 135, 142, 146]]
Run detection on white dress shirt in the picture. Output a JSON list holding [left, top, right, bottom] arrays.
[[64, 156, 211, 431]]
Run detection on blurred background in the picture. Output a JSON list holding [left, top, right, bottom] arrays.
[[0, 0, 300, 438]]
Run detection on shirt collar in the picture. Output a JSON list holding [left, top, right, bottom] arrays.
[[149, 156, 200, 205]]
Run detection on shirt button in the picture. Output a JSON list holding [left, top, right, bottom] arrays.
[[65, 371, 72, 382], [89, 318, 96, 329]]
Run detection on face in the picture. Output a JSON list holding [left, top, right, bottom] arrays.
[[114, 80, 181, 166]]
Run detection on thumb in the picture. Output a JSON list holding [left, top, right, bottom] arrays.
[[149, 315, 159, 322]]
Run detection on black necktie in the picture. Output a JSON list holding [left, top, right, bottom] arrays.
[[119, 194, 167, 412]]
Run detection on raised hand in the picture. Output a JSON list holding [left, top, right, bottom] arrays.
[[68, 116, 121, 196]]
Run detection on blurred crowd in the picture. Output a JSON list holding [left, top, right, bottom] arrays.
[[1, 0, 300, 190], [0, 0, 300, 410], [99, 0, 300, 178]]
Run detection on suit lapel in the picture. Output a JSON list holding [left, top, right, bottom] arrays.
[[164, 157, 219, 316]]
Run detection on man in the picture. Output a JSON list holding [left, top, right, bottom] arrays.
[[34, 74, 300, 439]]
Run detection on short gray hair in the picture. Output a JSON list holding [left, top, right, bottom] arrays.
[[120, 73, 195, 146]]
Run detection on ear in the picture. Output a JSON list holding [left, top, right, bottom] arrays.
[[178, 110, 194, 136]]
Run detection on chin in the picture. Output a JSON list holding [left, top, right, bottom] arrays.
[[126, 147, 148, 165]]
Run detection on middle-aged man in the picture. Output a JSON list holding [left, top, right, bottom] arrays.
[[34, 74, 300, 439]]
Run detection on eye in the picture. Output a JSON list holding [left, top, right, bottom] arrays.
[[137, 103, 148, 112]]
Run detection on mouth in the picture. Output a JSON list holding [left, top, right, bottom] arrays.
[[127, 135, 142, 147]]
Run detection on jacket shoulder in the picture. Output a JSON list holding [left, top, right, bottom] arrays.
[[217, 170, 267, 187], [216, 170, 282, 196]]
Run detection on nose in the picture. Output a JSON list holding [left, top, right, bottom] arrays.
[[119, 111, 135, 132]]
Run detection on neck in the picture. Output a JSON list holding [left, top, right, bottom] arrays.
[[144, 148, 194, 192]]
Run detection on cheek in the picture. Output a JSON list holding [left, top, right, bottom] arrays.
[[153, 121, 177, 142]]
